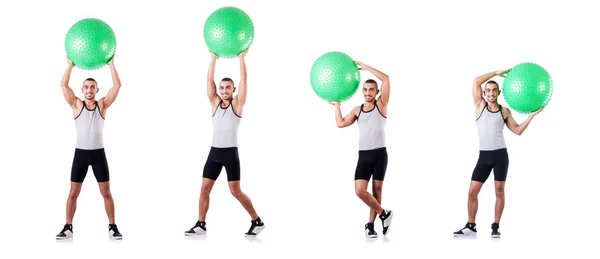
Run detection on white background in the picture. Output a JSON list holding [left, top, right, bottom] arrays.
[[0, 0, 598, 258]]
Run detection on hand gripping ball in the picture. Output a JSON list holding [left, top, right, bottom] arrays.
[[502, 62, 553, 113], [310, 51, 361, 102], [203, 6, 254, 58], [65, 18, 116, 70]]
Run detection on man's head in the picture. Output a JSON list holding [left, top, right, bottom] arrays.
[[219, 77, 235, 101], [484, 80, 501, 103], [82, 78, 98, 100], [362, 79, 379, 102]]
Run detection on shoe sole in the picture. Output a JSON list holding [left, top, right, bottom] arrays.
[[491, 235, 501, 238], [185, 231, 206, 236], [453, 232, 477, 237], [110, 236, 123, 240], [56, 236, 72, 240]]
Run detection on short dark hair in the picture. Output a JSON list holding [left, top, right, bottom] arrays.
[[83, 78, 97, 86], [220, 77, 234, 87], [364, 79, 378, 88], [486, 80, 499, 88]]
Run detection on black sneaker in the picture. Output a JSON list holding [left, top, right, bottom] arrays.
[[56, 224, 73, 240], [185, 221, 206, 236], [379, 210, 393, 235], [245, 217, 265, 236], [491, 223, 501, 238], [454, 222, 477, 237], [365, 222, 377, 238], [109, 224, 122, 240]]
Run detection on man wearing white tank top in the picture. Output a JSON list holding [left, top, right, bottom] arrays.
[[453, 69, 544, 238], [56, 56, 123, 240], [185, 50, 264, 237], [331, 61, 394, 238]]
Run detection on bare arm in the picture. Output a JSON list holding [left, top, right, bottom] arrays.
[[355, 61, 390, 105], [236, 50, 248, 106], [61, 58, 79, 108], [207, 52, 219, 104], [504, 107, 544, 135], [473, 69, 508, 105], [333, 102, 359, 128], [100, 57, 122, 109]]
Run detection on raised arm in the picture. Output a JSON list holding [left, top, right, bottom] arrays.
[[236, 50, 248, 106], [504, 106, 544, 135], [473, 69, 509, 105], [100, 57, 122, 109], [207, 52, 219, 104], [355, 61, 390, 105], [332, 102, 359, 128], [61, 57, 79, 108]]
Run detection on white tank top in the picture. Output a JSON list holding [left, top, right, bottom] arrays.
[[357, 102, 387, 151], [74, 101, 105, 150], [212, 100, 241, 148], [476, 104, 507, 151]]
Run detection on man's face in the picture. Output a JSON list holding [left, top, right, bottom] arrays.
[[484, 83, 500, 103], [362, 82, 378, 102], [219, 81, 235, 100], [82, 80, 98, 100]]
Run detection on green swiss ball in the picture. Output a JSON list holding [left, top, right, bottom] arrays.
[[204, 6, 254, 58], [502, 62, 553, 113], [310, 51, 360, 102], [65, 18, 116, 70]]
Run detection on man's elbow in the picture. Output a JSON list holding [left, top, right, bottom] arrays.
[[515, 127, 523, 136]]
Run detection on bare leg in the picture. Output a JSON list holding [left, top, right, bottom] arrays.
[[98, 181, 115, 224], [66, 182, 82, 224], [369, 180, 383, 222], [468, 180, 484, 223], [228, 181, 258, 220], [198, 178, 216, 221], [355, 180, 384, 215], [494, 181, 506, 223]]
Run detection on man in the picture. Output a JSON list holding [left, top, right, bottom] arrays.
[[56, 56, 123, 240], [331, 61, 393, 238], [453, 69, 544, 238], [185, 50, 264, 237]]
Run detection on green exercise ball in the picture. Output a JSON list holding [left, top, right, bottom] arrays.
[[65, 18, 116, 70], [502, 62, 553, 113], [310, 51, 360, 102], [203, 6, 254, 58]]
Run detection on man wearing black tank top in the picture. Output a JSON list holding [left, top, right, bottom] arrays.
[[330, 61, 394, 238], [56, 55, 123, 240], [185, 50, 264, 237], [453, 69, 544, 238]]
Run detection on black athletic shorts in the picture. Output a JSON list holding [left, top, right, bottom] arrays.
[[471, 148, 509, 182], [71, 148, 110, 183], [203, 147, 241, 181], [355, 147, 388, 181]]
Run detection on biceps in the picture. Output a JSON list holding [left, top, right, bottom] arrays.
[[344, 114, 356, 124]]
